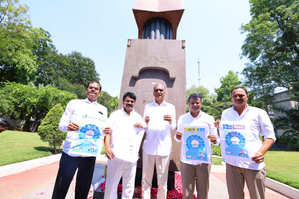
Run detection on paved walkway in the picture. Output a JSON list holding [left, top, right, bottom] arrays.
[[0, 155, 291, 199]]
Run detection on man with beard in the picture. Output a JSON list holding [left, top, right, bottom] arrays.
[[142, 83, 176, 199], [104, 92, 145, 199], [175, 93, 219, 199], [52, 81, 111, 199], [215, 87, 276, 199], [0, 120, 10, 133]]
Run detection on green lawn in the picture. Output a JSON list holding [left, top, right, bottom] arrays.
[[264, 151, 299, 189], [212, 156, 223, 165], [0, 130, 54, 166]]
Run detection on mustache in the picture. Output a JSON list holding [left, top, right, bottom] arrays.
[[126, 104, 133, 107]]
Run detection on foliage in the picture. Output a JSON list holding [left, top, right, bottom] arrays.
[[98, 91, 119, 116], [0, 0, 54, 84], [0, 130, 53, 166], [211, 156, 223, 165], [38, 103, 66, 153], [35, 51, 100, 98], [241, 0, 299, 102], [0, 82, 77, 131], [265, 151, 299, 189], [212, 144, 221, 156], [214, 70, 242, 102], [273, 106, 299, 150]]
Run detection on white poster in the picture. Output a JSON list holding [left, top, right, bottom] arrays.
[[113, 126, 145, 163]]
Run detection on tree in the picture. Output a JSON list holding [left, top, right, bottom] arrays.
[[214, 70, 242, 103], [0, 82, 77, 131], [241, 0, 299, 101], [273, 106, 299, 150], [98, 91, 119, 115], [38, 103, 66, 153], [0, 0, 53, 84]]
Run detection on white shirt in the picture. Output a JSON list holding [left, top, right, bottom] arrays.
[[107, 108, 144, 162], [176, 111, 219, 165], [143, 101, 176, 156], [59, 98, 108, 156], [221, 105, 276, 170]]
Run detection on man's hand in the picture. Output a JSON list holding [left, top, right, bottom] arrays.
[[252, 151, 264, 163], [214, 120, 220, 129], [164, 114, 172, 124], [103, 127, 112, 135], [134, 123, 144, 129], [145, 116, 150, 125], [67, 122, 80, 131], [105, 148, 115, 160], [176, 132, 183, 140], [208, 135, 217, 144]]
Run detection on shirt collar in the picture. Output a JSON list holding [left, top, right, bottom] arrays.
[[84, 98, 99, 105], [188, 111, 202, 119], [121, 107, 134, 116], [153, 100, 167, 106]]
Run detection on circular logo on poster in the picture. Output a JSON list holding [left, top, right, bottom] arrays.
[[186, 135, 205, 150], [225, 131, 245, 147], [79, 124, 101, 140]]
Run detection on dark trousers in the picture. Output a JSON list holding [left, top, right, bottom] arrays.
[[52, 152, 96, 199]]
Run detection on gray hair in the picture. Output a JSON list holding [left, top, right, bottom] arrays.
[[153, 83, 166, 91]]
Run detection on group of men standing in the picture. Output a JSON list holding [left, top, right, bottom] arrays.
[[52, 81, 275, 199]]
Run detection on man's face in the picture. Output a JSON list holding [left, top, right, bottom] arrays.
[[153, 85, 165, 102], [189, 97, 202, 116], [123, 96, 135, 114], [231, 88, 249, 107], [85, 82, 101, 102]]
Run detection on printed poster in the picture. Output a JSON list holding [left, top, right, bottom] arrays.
[[113, 125, 145, 163], [68, 113, 106, 157], [219, 121, 250, 160], [182, 126, 211, 164]]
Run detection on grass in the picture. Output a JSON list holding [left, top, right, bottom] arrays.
[[0, 130, 54, 166], [264, 151, 299, 189], [212, 156, 223, 165]]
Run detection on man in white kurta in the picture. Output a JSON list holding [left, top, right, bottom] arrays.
[[175, 93, 219, 199], [142, 84, 176, 199], [217, 87, 276, 199], [104, 92, 145, 199]]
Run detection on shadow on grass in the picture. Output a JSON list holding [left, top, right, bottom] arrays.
[[34, 146, 62, 154]]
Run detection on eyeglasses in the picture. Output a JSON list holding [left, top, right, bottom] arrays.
[[154, 89, 164, 92], [232, 94, 246, 98], [190, 102, 201, 105]]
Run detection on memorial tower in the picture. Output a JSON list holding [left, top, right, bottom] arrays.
[[118, 0, 186, 188]]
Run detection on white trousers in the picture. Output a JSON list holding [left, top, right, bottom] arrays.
[[104, 158, 137, 199], [142, 152, 170, 199]]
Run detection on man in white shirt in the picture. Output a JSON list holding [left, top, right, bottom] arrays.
[[104, 92, 145, 199], [52, 81, 111, 199], [175, 93, 219, 199], [216, 87, 276, 199], [142, 83, 176, 199]]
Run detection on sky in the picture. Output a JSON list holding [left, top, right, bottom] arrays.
[[21, 0, 252, 97]]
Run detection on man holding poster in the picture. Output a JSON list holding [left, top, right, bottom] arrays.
[[175, 93, 219, 199], [217, 87, 276, 199], [104, 92, 145, 199], [52, 81, 111, 199]]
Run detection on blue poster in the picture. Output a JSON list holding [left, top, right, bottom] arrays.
[[70, 124, 103, 155], [68, 113, 106, 157], [182, 126, 210, 163], [221, 123, 249, 158]]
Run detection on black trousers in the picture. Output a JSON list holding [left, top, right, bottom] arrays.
[[52, 152, 96, 199]]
